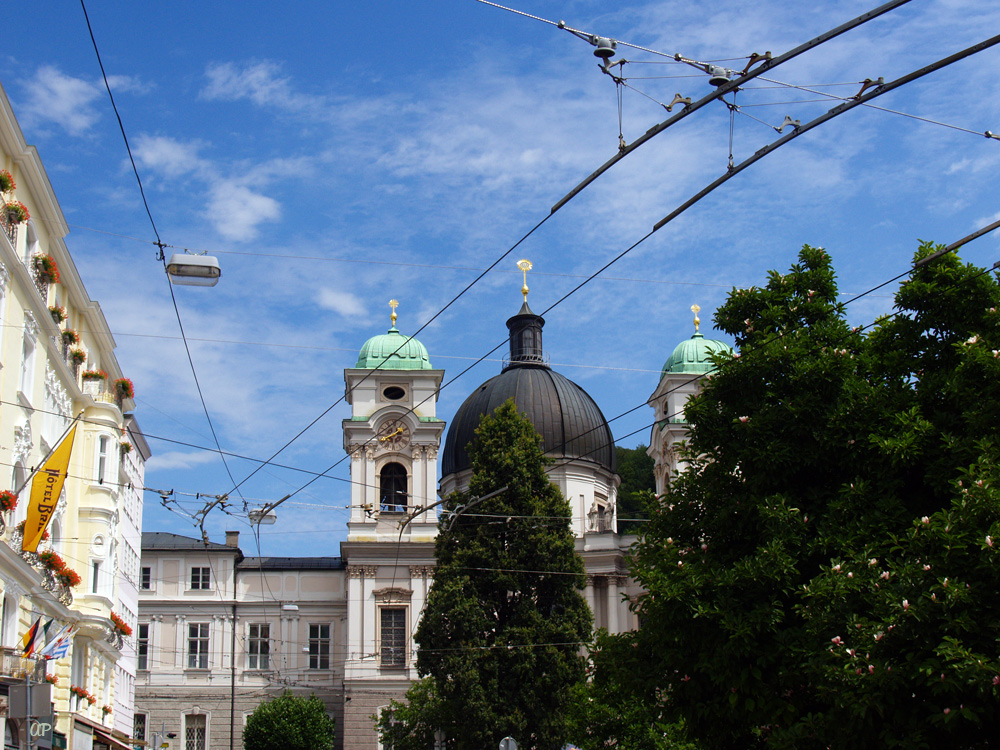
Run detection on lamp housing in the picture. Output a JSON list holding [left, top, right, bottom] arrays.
[[166, 253, 221, 286]]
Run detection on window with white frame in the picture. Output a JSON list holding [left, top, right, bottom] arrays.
[[0, 595, 16, 648], [136, 623, 149, 670], [190, 567, 211, 590], [140, 566, 151, 590], [184, 714, 206, 750], [71, 638, 88, 686], [308, 624, 330, 669], [95, 433, 116, 486], [18, 322, 35, 400], [0, 263, 7, 366], [49, 518, 61, 554], [23, 223, 39, 266], [379, 607, 407, 668], [187, 623, 210, 669], [247, 624, 270, 670], [375, 587, 411, 669]]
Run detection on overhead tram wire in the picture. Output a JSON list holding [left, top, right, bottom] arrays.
[[549, 0, 915, 214], [79, 0, 247, 515], [472, 0, 679, 59], [650, 33, 1000, 234], [249, 33, 1000, 528], [538, 247, 1000, 483], [241, 2, 917, 519], [747, 76, 999, 139]]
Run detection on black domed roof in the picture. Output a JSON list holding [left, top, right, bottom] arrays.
[[441, 301, 616, 477]]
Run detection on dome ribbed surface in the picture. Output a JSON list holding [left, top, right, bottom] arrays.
[[355, 327, 432, 370], [661, 332, 733, 377], [441, 366, 617, 476]]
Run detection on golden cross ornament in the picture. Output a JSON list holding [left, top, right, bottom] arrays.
[[517, 259, 532, 302]]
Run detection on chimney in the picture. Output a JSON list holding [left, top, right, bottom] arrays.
[[225, 530, 240, 548]]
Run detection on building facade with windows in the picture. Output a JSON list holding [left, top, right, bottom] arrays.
[[133, 532, 346, 750], [0, 80, 149, 750]]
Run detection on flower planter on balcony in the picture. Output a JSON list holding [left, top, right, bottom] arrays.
[[81, 370, 107, 398]]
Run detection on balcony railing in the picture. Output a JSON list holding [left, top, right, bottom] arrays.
[[0, 202, 16, 248], [5, 530, 75, 606], [92, 391, 117, 406], [501, 350, 550, 369], [0, 646, 45, 682]]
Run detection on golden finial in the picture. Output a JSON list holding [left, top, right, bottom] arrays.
[[517, 259, 532, 302], [691, 304, 701, 333], [389, 299, 399, 327]]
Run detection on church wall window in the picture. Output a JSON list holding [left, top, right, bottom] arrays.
[[379, 462, 408, 512], [308, 623, 330, 669], [379, 607, 407, 668]]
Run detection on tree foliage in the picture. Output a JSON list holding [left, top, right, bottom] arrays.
[[380, 400, 592, 750], [243, 691, 335, 750], [568, 630, 697, 750], [621, 244, 1000, 748], [615, 444, 656, 533]]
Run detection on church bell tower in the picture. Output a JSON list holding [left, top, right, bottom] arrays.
[[342, 301, 445, 542]]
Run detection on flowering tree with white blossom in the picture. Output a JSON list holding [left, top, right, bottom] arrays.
[[618, 244, 1000, 748]]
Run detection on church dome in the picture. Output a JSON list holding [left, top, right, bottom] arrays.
[[661, 331, 733, 378], [441, 301, 616, 477], [356, 326, 432, 370]]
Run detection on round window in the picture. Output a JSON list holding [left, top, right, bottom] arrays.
[[383, 386, 406, 401]]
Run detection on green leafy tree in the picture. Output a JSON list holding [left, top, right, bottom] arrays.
[[621, 244, 1000, 748], [243, 691, 336, 750], [568, 630, 698, 750], [380, 400, 592, 750], [615, 444, 656, 533]]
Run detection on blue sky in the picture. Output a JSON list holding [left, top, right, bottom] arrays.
[[4, 0, 999, 556]]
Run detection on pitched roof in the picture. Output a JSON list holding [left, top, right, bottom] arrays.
[[141, 531, 237, 552], [238, 557, 345, 571]]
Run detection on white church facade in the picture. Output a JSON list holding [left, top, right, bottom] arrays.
[[135, 289, 731, 750]]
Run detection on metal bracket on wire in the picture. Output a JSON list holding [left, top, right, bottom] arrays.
[[397, 485, 509, 534]]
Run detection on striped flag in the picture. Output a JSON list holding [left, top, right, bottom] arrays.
[[20, 617, 41, 656], [38, 623, 74, 660]]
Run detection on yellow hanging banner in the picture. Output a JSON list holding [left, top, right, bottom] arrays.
[[22, 426, 77, 553]]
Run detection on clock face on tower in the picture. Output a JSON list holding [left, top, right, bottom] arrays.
[[376, 418, 411, 451]]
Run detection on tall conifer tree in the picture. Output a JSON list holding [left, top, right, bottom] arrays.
[[381, 400, 591, 750]]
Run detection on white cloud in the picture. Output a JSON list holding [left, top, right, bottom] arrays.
[[201, 61, 324, 113], [146, 450, 221, 472], [317, 289, 366, 318], [206, 181, 281, 241], [22, 66, 102, 135], [105, 74, 151, 95], [133, 135, 207, 178]]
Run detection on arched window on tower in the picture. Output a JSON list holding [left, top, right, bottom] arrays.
[[379, 463, 408, 513]]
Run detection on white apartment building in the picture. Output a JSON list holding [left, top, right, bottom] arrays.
[[0, 79, 149, 750], [134, 532, 344, 750]]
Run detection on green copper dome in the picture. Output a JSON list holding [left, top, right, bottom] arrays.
[[356, 326, 432, 370], [662, 332, 733, 378]]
